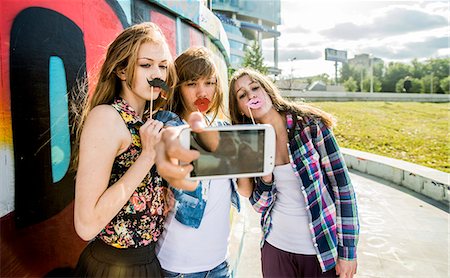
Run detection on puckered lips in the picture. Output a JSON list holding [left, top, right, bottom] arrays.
[[194, 97, 210, 112], [246, 97, 263, 109]]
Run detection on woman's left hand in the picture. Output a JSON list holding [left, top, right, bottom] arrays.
[[335, 259, 357, 278]]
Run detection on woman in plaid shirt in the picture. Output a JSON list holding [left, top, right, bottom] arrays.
[[228, 68, 359, 278]]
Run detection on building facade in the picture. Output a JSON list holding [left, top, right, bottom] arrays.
[[211, 0, 281, 75]]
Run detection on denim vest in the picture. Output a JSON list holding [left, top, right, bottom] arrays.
[[171, 117, 241, 229], [171, 180, 240, 228], [153, 110, 184, 127]]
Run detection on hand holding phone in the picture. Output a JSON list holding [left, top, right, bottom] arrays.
[[154, 112, 207, 191], [179, 124, 275, 180]]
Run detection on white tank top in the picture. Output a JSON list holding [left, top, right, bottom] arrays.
[[156, 178, 232, 273], [266, 163, 316, 255]]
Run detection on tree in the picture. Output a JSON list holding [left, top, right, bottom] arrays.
[[425, 58, 450, 81], [382, 62, 412, 92], [423, 58, 450, 93], [343, 76, 358, 92], [440, 76, 450, 94], [308, 73, 331, 85], [410, 58, 425, 79], [396, 77, 421, 93], [421, 74, 440, 94], [362, 77, 382, 92], [338, 57, 448, 93], [340, 63, 360, 85], [318, 73, 330, 85], [227, 67, 236, 81], [372, 60, 385, 80], [242, 40, 268, 74]]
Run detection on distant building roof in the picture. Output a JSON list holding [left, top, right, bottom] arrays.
[[307, 81, 326, 91]]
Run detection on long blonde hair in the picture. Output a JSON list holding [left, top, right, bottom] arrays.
[[228, 68, 335, 127], [164, 46, 223, 124], [72, 22, 176, 169]]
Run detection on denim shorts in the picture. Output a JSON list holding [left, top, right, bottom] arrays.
[[162, 260, 230, 278]]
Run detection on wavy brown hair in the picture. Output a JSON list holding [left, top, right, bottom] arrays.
[[72, 22, 176, 169], [164, 46, 223, 124], [228, 68, 336, 127]]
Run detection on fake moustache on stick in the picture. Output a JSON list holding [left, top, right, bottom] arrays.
[[147, 78, 169, 92]]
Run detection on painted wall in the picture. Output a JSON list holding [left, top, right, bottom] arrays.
[[0, 0, 230, 276]]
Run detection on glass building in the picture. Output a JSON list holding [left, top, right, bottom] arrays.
[[211, 0, 281, 75]]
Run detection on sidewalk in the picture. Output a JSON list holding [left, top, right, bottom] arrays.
[[234, 170, 449, 278]]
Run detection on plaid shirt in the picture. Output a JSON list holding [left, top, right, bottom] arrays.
[[250, 112, 359, 272]]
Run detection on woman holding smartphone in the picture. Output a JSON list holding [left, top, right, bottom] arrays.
[[156, 46, 241, 277], [73, 22, 187, 277], [228, 68, 360, 278]]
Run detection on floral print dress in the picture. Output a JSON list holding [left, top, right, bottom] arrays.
[[96, 97, 180, 249]]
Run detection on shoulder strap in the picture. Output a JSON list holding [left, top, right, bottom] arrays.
[[110, 100, 139, 130]]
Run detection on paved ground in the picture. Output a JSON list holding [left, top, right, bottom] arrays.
[[233, 170, 449, 278]]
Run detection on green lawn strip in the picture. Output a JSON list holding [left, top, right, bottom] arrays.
[[305, 102, 450, 173]]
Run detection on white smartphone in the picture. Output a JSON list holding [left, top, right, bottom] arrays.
[[179, 124, 276, 180]]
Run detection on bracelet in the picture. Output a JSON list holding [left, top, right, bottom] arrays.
[[258, 175, 274, 186]]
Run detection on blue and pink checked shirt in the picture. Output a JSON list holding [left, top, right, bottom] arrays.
[[250, 112, 359, 272]]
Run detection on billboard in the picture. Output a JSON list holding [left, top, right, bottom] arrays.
[[325, 48, 347, 63]]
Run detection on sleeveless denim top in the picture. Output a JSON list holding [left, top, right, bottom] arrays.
[[170, 118, 240, 229], [96, 97, 182, 248]]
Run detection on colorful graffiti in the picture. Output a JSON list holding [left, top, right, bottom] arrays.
[[0, 0, 229, 276]]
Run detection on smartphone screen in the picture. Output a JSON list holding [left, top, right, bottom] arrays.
[[189, 129, 265, 177]]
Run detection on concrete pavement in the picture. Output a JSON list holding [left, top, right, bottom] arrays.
[[233, 170, 449, 278]]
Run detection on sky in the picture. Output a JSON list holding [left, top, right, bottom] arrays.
[[262, 0, 449, 78]]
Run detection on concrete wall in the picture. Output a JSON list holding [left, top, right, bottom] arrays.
[[341, 148, 450, 207], [280, 90, 450, 102], [0, 1, 234, 276]]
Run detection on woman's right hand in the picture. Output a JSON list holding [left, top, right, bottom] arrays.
[[139, 119, 164, 160]]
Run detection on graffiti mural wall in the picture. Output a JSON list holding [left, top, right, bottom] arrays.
[[0, 0, 229, 276]]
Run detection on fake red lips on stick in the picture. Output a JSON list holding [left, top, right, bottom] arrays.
[[194, 98, 210, 112]]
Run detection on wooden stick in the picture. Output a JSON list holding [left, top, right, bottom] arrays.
[[149, 86, 153, 119], [248, 106, 255, 124]]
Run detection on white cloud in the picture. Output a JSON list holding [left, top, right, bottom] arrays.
[[263, 0, 450, 77], [321, 7, 447, 39]]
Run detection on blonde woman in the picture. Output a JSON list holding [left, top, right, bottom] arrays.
[[73, 23, 187, 277]]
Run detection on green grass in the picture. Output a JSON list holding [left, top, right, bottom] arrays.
[[306, 102, 450, 173]]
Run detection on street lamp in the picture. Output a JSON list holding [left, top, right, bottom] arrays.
[[369, 54, 374, 93], [288, 57, 296, 90], [430, 72, 434, 94]]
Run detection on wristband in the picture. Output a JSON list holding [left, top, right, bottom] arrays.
[[258, 175, 274, 186]]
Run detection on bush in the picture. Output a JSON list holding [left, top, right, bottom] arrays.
[[344, 77, 357, 92], [440, 76, 450, 94], [420, 74, 440, 93], [396, 78, 421, 93], [362, 77, 382, 92]]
